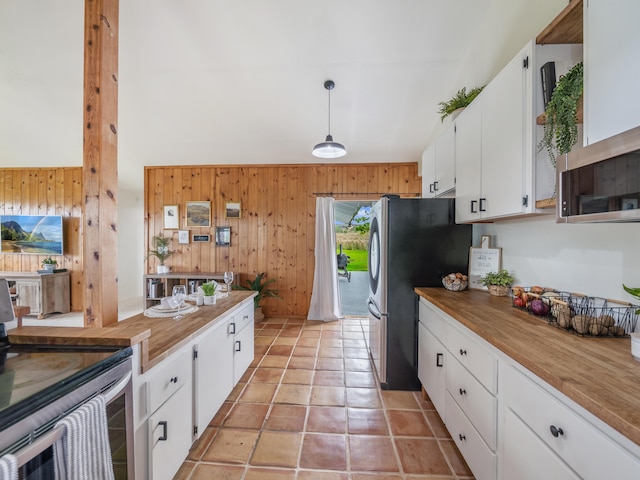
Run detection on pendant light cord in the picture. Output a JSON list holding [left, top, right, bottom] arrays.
[[327, 87, 332, 136]]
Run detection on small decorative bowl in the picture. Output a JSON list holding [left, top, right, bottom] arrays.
[[442, 277, 468, 292]]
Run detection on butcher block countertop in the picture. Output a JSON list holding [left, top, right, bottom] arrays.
[[415, 287, 640, 447], [9, 291, 256, 373]]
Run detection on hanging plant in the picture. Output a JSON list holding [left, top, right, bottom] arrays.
[[437, 86, 484, 122], [538, 61, 584, 167]]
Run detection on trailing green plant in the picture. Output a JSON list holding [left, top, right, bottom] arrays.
[[146, 233, 173, 265], [234, 272, 280, 309], [201, 281, 217, 296], [539, 61, 584, 168], [622, 284, 640, 314], [437, 86, 484, 122], [480, 269, 514, 287]]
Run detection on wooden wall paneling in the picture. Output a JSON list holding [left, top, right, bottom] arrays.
[[245, 167, 259, 279], [295, 167, 309, 315]]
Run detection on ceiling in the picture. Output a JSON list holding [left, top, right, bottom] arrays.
[[2, 0, 503, 190]]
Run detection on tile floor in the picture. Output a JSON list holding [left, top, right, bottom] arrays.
[[175, 317, 474, 480]]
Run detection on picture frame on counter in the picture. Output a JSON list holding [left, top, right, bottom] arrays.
[[186, 201, 211, 227], [163, 205, 179, 229], [225, 202, 241, 219], [468, 235, 502, 290], [193, 234, 210, 243]]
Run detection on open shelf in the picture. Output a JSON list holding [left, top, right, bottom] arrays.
[[536, 0, 583, 45], [536, 197, 557, 209], [536, 96, 583, 126]]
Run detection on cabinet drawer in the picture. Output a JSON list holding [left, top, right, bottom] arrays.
[[504, 365, 640, 480], [418, 298, 447, 340], [446, 353, 497, 450], [231, 302, 254, 334], [446, 323, 497, 393], [147, 351, 191, 414], [445, 392, 496, 480]]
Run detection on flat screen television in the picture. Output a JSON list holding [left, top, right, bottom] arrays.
[[0, 215, 64, 255]]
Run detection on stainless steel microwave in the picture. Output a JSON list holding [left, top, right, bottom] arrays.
[[558, 125, 640, 222]]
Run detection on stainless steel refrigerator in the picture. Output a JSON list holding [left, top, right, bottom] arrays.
[[367, 196, 472, 390]]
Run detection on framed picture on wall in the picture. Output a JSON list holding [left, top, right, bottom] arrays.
[[186, 201, 211, 227], [163, 205, 179, 229], [178, 230, 189, 244], [225, 202, 241, 219], [215, 227, 231, 246], [193, 234, 210, 243]]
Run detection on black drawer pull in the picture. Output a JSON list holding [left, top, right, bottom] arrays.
[[459, 349, 467, 356], [479, 198, 487, 212], [459, 434, 466, 441], [158, 421, 168, 441], [459, 388, 466, 396], [549, 425, 564, 438], [170, 376, 178, 383], [235, 340, 241, 352], [433, 181, 439, 192], [470, 200, 477, 213], [229, 322, 236, 335], [436, 352, 444, 367]]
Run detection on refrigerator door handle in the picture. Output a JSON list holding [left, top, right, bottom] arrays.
[[367, 298, 382, 319]]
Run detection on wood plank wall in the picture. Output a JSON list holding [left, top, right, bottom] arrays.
[[145, 163, 422, 317], [0, 168, 84, 311]]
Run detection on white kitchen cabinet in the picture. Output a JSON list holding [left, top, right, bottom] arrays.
[[584, 0, 640, 145], [417, 319, 446, 418], [422, 122, 456, 198], [454, 96, 482, 222], [233, 310, 255, 384]]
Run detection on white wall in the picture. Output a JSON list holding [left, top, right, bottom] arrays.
[[117, 188, 145, 303]]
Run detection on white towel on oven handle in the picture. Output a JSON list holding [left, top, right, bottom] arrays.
[[0, 454, 17, 480], [53, 394, 114, 480]]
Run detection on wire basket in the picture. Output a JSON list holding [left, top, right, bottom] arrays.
[[442, 275, 468, 292]]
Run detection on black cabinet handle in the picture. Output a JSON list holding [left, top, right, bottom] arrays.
[[436, 353, 444, 367], [459, 349, 467, 356], [429, 183, 434, 193], [235, 340, 241, 352], [459, 388, 466, 395], [158, 421, 168, 441], [433, 181, 439, 192], [549, 425, 564, 438], [170, 376, 178, 383], [459, 434, 466, 441], [479, 198, 487, 212], [229, 322, 236, 335], [470, 200, 477, 213]]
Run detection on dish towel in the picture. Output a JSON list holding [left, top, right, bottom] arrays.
[[0, 454, 17, 480], [53, 394, 115, 480]]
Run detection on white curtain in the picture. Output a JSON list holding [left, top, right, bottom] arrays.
[[307, 197, 343, 322]]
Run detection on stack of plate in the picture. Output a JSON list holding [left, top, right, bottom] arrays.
[[144, 302, 198, 318]]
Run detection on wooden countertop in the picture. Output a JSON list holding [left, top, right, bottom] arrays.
[[9, 291, 256, 373], [415, 287, 640, 447]]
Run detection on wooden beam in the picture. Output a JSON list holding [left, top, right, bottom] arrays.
[[82, 0, 119, 327]]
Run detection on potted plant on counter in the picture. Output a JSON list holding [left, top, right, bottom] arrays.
[[41, 257, 58, 272], [480, 269, 514, 296], [437, 86, 484, 122], [201, 281, 217, 305], [147, 233, 173, 274], [235, 272, 280, 322]]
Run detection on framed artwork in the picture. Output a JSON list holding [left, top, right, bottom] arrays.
[[621, 198, 638, 210], [178, 230, 189, 244], [186, 201, 211, 227], [468, 235, 502, 290], [163, 205, 179, 229], [193, 234, 210, 243], [215, 226, 231, 246], [225, 202, 241, 219]]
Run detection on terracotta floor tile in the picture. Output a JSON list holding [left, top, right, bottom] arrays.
[[282, 368, 315, 385], [239, 367, 254, 382], [268, 344, 295, 356], [380, 390, 420, 409], [306, 406, 347, 433], [264, 404, 307, 431], [210, 401, 233, 427], [189, 464, 245, 480], [202, 428, 259, 464], [254, 344, 269, 355], [346, 387, 382, 408], [424, 410, 448, 438], [244, 467, 296, 480], [343, 339, 367, 347], [318, 346, 343, 358], [288, 356, 316, 369], [315, 357, 344, 371], [188, 426, 217, 460], [320, 338, 343, 347], [224, 402, 270, 429], [298, 336, 321, 347], [440, 439, 474, 477], [172, 460, 196, 480], [349, 436, 399, 472], [274, 384, 312, 405], [238, 383, 277, 403], [351, 475, 403, 480], [415, 390, 436, 410], [250, 431, 302, 467], [344, 358, 372, 372], [258, 327, 283, 337], [255, 336, 275, 346], [298, 471, 349, 480], [345, 371, 376, 388], [273, 336, 298, 345], [313, 370, 345, 386], [347, 408, 388, 435], [394, 438, 452, 475], [251, 367, 284, 384], [280, 329, 303, 338], [310, 386, 345, 406], [300, 329, 321, 337], [299, 433, 347, 470], [293, 346, 318, 357], [387, 410, 434, 437], [250, 354, 263, 368]]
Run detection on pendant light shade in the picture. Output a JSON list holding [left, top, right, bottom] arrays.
[[313, 80, 346, 158]]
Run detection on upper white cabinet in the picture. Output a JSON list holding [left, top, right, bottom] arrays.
[[584, 0, 640, 145], [455, 40, 581, 223], [422, 122, 456, 198]]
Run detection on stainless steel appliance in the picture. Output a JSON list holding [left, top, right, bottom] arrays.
[[367, 196, 472, 390]]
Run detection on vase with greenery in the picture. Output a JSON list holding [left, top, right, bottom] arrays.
[[42, 256, 58, 271], [234, 272, 280, 322], [147, 233, 173, 273], [201, 281, 217, 305], [538, 61, 584, 169], [437, 86, 484, 122], [480, 269, 514, 296]]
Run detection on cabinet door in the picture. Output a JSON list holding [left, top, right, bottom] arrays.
[[434, 123, 456, 196], [481, 42, 530, 219], [422, 145, 437, 198], [148, 384, 192, 480], [233, 320, 255, 384], [15, 280, 41, 314], [417, 321, 446, 419], [194, 321, 234, 438], [455, 97, 482, 223], [585, 0, 640, 145]]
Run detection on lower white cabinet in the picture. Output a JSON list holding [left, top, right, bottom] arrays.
[[232, 303, 255, 384], [417, 320, 446, 418]]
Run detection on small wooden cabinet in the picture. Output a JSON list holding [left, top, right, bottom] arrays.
[[1, 271, 70, 318]]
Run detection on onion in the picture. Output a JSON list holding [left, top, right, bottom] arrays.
[[530, 299, 550, 316]]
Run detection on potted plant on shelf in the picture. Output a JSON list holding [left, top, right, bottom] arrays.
[[42, 257, 57, 272], [437, 86, 484, 122], [539, 61, 584, 170], [147, 233, 173, 274], [480, 269, 514, 297], [200, 281, 217, 305], [235, 272, 280, 322]]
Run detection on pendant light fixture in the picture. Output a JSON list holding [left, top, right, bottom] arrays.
[[312, 80, 347, 158]]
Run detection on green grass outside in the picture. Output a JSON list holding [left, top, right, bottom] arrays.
[[337, 248, 368, 271]]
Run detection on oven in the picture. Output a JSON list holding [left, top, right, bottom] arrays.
[[0, 344, 134, 479]]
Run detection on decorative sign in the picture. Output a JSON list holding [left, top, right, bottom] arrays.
[[468, 235, 502, 290], [193, 234, 210, 243]]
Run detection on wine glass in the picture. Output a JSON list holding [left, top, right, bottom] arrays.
[[172, 285, 187, 319], [223, 271, 234, 296]]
